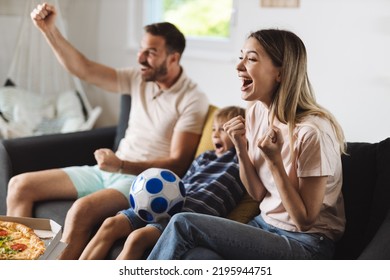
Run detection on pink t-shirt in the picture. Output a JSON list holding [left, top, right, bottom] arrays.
[[246, 102, 345, 241], [115, 68, 209, 162]]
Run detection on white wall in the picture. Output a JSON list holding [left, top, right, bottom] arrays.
[[1, 0, 390, 142], [180, 0, 390, 143]]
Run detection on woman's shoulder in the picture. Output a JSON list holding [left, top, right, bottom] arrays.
[[295, 115, 339, 147]]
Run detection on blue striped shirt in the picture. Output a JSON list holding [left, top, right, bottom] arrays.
[[181, 148, 245, 217]]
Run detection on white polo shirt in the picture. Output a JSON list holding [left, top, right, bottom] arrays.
[[115, 68, 209, 162]]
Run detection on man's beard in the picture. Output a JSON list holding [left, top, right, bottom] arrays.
[[141, 60, 168, 82]]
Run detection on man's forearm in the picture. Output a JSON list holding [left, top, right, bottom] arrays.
[[42, 26, 90, 80]]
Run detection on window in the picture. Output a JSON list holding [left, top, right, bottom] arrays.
[[128, 0, 238, 60]]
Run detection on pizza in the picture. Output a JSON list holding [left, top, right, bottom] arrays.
[[0, 220, 45, 260]]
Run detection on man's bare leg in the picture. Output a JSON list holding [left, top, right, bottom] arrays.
[[58, 189, 129, 260], [6, 169, 78, 217]]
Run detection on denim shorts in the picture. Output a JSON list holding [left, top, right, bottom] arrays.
[[62, 165, 137, 199], [119, 208, 169, 232]]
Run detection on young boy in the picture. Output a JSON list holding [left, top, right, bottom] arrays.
[[79, 106, 246, 260]]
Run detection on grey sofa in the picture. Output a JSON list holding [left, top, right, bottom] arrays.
[[0, 95, 131, 259], [1, 94, 390, 259]]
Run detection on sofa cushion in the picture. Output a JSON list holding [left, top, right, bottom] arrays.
[[335, 141, 378, 259], [195, 105, 218, 157], [336, 138, 390, 259], [34, 200, 74, 227], [359, 208, 390, 259], [114, 95, 131, 151], [366, 138, 390, 239], [227, 192, 260, 223]]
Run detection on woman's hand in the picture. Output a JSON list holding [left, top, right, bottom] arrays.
[[257, 126, 283, 164], [94, 148, 122, 173]]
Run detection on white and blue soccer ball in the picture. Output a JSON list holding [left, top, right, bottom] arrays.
[[129, 168, 186, 223]]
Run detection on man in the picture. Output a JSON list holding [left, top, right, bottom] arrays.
[[6, 3, 209, 259]]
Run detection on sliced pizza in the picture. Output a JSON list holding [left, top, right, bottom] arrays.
[[0, 221, 45, 260]]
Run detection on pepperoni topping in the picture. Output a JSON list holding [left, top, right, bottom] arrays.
[[10, 243, 27, 251], [0, 230, 8, 236]]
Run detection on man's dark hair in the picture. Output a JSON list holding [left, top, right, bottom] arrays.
[[144, 22, 186, 56]]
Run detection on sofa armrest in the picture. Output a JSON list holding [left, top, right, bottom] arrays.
[[0, 126, 116, 215]]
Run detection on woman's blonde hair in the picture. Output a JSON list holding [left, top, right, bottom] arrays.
[[249, 29, 346, 154]]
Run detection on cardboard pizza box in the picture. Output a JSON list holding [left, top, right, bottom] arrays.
[[0, 215, 67, 260]]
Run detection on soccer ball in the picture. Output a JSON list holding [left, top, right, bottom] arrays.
[[129, 168, 186, 223]]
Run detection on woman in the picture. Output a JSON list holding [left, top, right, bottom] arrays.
[[147, 29, 346, 260]]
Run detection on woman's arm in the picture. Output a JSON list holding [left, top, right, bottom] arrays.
[[223, 116, 266, 202], [259, 126, 327, 231]]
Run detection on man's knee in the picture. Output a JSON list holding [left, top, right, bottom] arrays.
[[7, 174, 32, 202], [65, 197, 94, 226]]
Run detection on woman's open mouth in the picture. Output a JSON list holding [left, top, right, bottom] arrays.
[[241, 78, 253, 91]]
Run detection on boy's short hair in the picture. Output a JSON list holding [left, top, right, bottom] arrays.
[[214, 106, 245, 124]]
